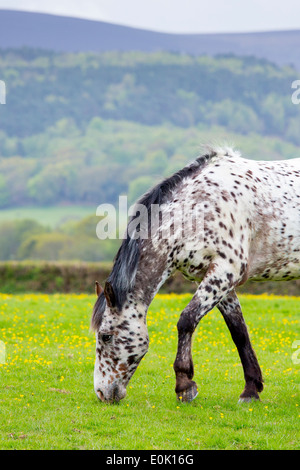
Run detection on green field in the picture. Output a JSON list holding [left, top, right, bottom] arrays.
[[0, 205, 95, 228], [0, 292, 299, 450]]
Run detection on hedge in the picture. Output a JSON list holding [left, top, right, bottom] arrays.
[[0, 261, 299, 296]]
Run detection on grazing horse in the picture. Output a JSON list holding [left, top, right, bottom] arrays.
[[91, 147, 300, 403]]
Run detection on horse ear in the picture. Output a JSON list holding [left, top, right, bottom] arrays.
[[104, 281, 116, 309], [95, 281, 103, 297]]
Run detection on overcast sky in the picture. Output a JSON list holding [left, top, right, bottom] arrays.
[[0, 0, 300, 33]]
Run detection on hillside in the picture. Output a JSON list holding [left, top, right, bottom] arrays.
[[0, 48, 300, 263], [0, 49, 298, 139], [0, 49, 300, 211], [1, 10, 300, 69]]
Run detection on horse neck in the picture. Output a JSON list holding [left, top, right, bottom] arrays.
[[133, 240, 170, 309]]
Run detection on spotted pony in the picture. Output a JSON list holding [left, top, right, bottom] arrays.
[[91, 147, 300, 403]]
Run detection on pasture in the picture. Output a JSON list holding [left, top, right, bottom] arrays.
[[0, 292, 299, 450], [0, 205, 95, 228]]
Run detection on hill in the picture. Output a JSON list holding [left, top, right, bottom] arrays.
[[0, 49, 299, 211], [0, 49, 298, 139], [1, 10, 300, 69], [0, 48, 300, 263]]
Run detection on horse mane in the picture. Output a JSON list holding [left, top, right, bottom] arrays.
[[100, 150, 217, 315]]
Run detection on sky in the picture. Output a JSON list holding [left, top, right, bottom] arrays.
[[0, 0, 300, 34]]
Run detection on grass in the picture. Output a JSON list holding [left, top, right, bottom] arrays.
[[0, 205, 95, 227], [0, 292, 299, 450]]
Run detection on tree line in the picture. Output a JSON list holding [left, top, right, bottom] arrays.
[[0, 48, 300, 263], [0, 116, 300, 209], [0, 215, 120, 262], [0, 49, 299, 139], [0, 49, 300, 209]]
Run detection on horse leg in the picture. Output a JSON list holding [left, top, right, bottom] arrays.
[[217, 290, 263, 402], [173, 263, 239, 402]]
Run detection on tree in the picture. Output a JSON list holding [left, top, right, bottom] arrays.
[[27, 161, 78, 205], [18, 232, 72, 260], [207, 99, 263, 134], [140, 150, 168, 175], [261, 94, 286, 135], [0, 219, 48, 260], [0, 174, 9, 207], [285, 117, 300, 146], [128, 176, 154, 205]]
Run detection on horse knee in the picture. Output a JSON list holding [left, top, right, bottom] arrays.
[[177, 310, 196, 335], [173, 358, 194, 378]]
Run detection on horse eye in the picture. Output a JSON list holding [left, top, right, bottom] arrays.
[[102, 334, 113, 343]]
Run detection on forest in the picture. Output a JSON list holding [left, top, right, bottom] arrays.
[[0, 48, 299, 261]]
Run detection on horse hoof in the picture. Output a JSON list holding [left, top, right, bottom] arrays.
[[238, 395, 260, 403], [176, 383, 198, 402]]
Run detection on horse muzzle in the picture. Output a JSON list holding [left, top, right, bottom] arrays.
[[96, 383, 127, 403]]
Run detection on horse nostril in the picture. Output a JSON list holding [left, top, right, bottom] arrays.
[[96, 389, 105, 401], [111, 384, 126, 402]]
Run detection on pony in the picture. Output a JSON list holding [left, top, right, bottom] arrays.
[[91, 147, 300, 403]]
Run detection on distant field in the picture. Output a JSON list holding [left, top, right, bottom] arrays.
[[0, 293, 299, 450], [0, 206, 95, 227]]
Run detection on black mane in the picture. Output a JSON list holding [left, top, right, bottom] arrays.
[[103, 152, 214, 312]]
